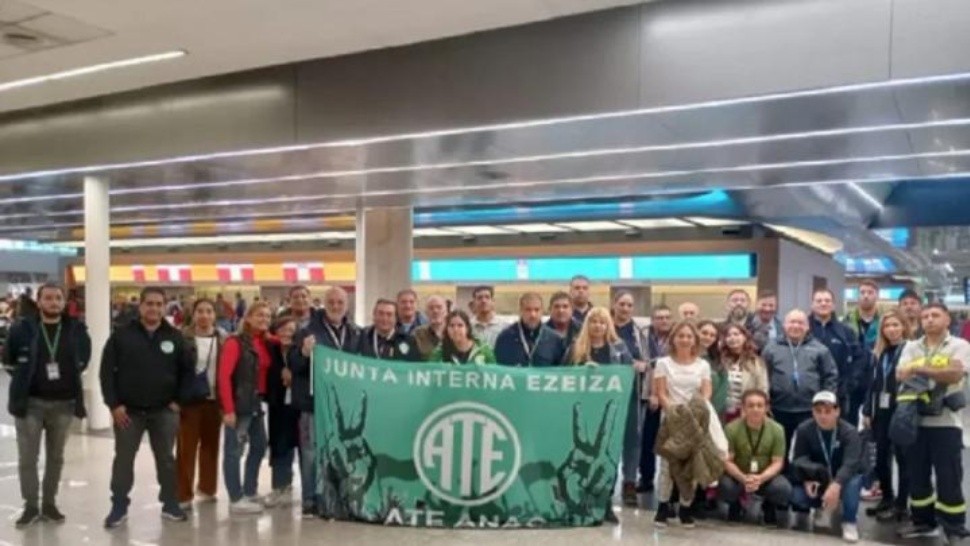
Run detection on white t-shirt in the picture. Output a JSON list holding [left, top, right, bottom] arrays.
[[655, 356, 711, 406]]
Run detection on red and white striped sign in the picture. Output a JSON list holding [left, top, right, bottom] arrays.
[[217, 264, 255, 283], [283, 262, 325, 283], [157, 264, 192, 283], [132, 265, 146, 283]]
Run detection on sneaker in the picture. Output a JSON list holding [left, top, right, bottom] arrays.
[[302, 505, 317, 519], [230, 499, 264, 515], [15, 506, 40, 528], [41, 504, 65, 523], [103, 505, 128, 529], [178, 501, 193, 512], [264, 488, 290, 508], [865, 498, 893, 517], [654, 502, 672, 527], [679, 504, 696, 528], [622, 481, 638, 507], [196, 491, 217, 503], [763, 504, 777, 526], [603, 505, 620, 525], [161, 504, 188, 522], [842, 523, 859, 543], [875, 506, 907, 522], [861, 486, 882, 502], [727, 502, 743, 523], [244, 495, 264, 506], [898, 523, 941, 538]]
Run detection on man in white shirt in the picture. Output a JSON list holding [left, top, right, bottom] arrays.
[[469, 286, 506, 348]]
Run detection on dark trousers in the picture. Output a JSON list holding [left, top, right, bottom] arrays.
[[773, 410, 812, 468], [15, 398, 74, 508], [639, 406, 661, 488], [718, 474, 793, 508], [268, 404, 302, 490], [908, 427, 966, 533], [111, 407, 179, 510], [842, 390, 866, 428], [872, 410, 908, 508]]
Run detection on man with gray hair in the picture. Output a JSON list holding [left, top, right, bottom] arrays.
[[411, 295, 448, 361], [762, 309, 840, 456]]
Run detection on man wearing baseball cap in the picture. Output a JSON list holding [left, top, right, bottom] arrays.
[[790, 391, 866, 542]]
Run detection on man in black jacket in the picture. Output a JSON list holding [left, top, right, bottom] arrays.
[[357, 299, 416, 360], [4, 282, 90, 528], [809, 288, 866, 426], [790, 391, 865, 543], [100, 287, 194, 529]]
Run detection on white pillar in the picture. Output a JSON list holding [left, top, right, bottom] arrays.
[[355, 207, 413, 325], [84, 176, 112, 431]]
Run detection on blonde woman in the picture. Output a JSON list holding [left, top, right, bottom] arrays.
[[719, 323, 769, 422], [653, 320, 712, 528]]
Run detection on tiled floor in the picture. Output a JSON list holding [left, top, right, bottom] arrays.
[[0, 383, 949, 545]]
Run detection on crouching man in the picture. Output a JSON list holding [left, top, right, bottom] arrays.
[[718, 389, 791, 526], [790, 391, 865, 543]]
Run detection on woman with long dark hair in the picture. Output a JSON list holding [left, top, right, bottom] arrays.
[[177, 299, 226, 510], [862, 310, 910, 522], [217, 302, 274, 514], [429, 310, 496, 365], [719, 323, 769, 423]]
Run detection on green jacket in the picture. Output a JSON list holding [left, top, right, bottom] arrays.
[[428, 341, 496, 365], [843, 308, 881, 351]]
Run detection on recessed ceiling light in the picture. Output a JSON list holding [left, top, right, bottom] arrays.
[[413, 228, 457, 237], [446, 226, 513, 235], [500, 223, 570, 233], [0, 50, 186, 94], [617, 218, 693, 229], [555, 221, 629, 232]]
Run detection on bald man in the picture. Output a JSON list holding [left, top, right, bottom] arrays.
[[411, 295, 448, 361], [678, 302, 700, 321], [494, 293, 565, 367], [762, 309, 840, 455]]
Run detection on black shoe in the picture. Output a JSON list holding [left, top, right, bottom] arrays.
[[866, 498, 894, 517], [945, 529, 970, 546], [15, 506, 40, 529], [727, 502, 743, 523], [41, 504, 65, 523], [654, 502, 672, 527], [302, 505, 317, 519], [876, 505, 908, 522], [763, 503, 777, 526], [690, 496, 708, 520], [898, 523, 941, 538], [679, 505, 696, 528], [604, 506, 620, 525]]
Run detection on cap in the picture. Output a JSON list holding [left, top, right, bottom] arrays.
[[898, 289, 921, 303], [812, 391, 838, 406]]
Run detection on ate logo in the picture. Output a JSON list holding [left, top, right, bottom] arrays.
[[413, 402, 521, 507]]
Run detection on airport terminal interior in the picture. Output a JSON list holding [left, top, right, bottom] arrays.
[[3, 0, 970, 545]]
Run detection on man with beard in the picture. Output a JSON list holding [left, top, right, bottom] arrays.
[[747, 291, 783, 353], [357, 299, 416, 361], [545, 292, 582, 349], [494, 293, 565, 367], [724, 289, 753, 327], [810, 288, 865, 426], [898, 289, 924, 339], [411, 296, 449, 361], [5, 283, 91, 527], [469, 286, 506, 348], [844, 280, 881, 352], [282, 285, 314, 329], [569, 275, 593, 323]]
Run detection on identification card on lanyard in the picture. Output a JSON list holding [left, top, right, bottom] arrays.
[[325, 322, 346, 349], [518, 324, 542, 366], [373, 330, 391, 359], [816, 428, 837, 476], [788, 341, 802, 388], [879, 348, 896, 409], [42, 322, 63, 381]]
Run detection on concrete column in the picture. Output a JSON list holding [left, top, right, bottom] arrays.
[[83, 176, 112, 431], [355, 207, 413, 325]]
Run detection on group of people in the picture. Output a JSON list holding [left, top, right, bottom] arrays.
[[2, 277, 969, 545]]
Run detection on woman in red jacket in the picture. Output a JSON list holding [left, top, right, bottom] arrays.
[[218, 302, 274, 515]]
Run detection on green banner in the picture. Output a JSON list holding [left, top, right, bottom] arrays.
[[312, 345, 633, 528]]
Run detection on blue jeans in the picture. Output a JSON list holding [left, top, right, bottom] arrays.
[[222, 411, 267, 502], [298, 411, 319, 508], [792, 474, 864, 523]]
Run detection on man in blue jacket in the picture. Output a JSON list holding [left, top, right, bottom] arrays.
[[4, 283, 90, 528], [809, 288, 866, 426], [494, 293, 565, 366]]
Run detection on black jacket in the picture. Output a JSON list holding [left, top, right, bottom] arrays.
[[100, 320, 193, 411], [266, 342, 290, 408], [862, 343, 904, 420], [356, 326, 418, 361], [3, 316, 91, 418], [792, 418, 865, 486], [289, 311, 361, 412], [494, 322, 565, 367], [810, 315, 867, 396]]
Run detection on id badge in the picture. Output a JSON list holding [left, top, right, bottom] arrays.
[[45, 362, 60, 381], [750, 461, 759, 473], [879, 392, 892, 409], [284, 388, 292, 406]]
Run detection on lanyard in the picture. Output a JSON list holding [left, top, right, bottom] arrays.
[[324, 321, 346, 348], [920, 338, 946, 363], [41, 321, 62, 361], [881, 345, 900, 392], [745, 425, 766, 459], [518, 323, 543, 366], [372, 330, 391, 359], [451, 345, 478, 365], [816, 428, 836, 475], [788, 340, 802, 387]]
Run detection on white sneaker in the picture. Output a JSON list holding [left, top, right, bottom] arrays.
[[178, 501, 193, 511], [195, 492, 217, 503], [244, 495, 264, 506], [230, 500, 263, 515], [263, 489, 283, 508], [842, 523, 859, 543]]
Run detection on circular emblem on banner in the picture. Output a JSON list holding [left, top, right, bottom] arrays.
[[160, 341, 175, 354], [413, 402, 521, 507]]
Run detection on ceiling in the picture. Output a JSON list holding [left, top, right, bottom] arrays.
[[0, 0, 644, 113]]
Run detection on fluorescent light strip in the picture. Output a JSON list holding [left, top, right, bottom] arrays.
[[4, 115, 970, 205], [7, 147, 969, 219], [56, 231, 355, 248], [0, 51, 186, 94], [3, 70, 970, 182]]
